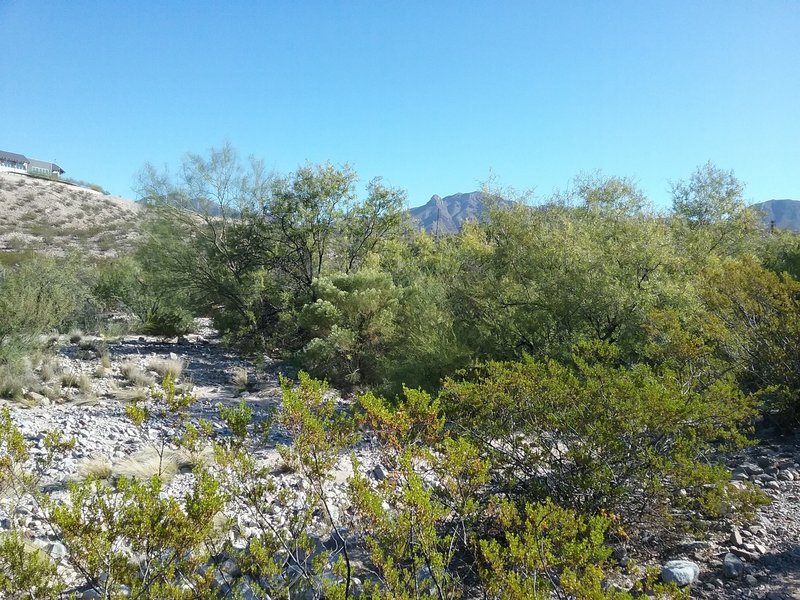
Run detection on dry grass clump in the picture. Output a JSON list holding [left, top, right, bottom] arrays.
[[70, 396, 100, 407], [39, 358, 60, 382], [147, 358, 184, 380], [120, 362, 155, 387], [230, 366, 248, 391], [0, 365, 34, 400], [60, 372, 80, 388], [77, 339, 109, 361], [108, 445, 213, 483], [68, 329, 83, 344], [78, 455, 113, 480], [79, 374, 92, 394], [60, 372, 92, 393], [41, 385, 61, 402], [113, 386, 148, 403]]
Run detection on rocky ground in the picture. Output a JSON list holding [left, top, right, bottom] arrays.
[[659, 438, 800, 599], [0, 322, 382, 597], [1, 321, 799, 598]]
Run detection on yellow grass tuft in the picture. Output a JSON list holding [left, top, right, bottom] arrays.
[[147, 358, 184, 380]]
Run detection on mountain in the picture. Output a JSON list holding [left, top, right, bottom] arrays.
[[0, 171, 142, 258], [409, 191, 507, 233], [751, 199, 800, 232]]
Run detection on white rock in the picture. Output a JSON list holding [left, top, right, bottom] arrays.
[[661, 560, 700, 587]]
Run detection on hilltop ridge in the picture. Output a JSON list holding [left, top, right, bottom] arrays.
[[0, 172, 141, 258]]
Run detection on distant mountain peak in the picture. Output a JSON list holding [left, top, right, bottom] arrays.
[[409, 191, 508, 233]]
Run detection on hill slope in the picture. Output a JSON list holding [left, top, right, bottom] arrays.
[[0, 172, 142, 258], [751, 199, 800, 232]]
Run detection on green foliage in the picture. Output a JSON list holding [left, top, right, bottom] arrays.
[[758, 228, 800, 280], [478, 499, 626, 600], [298, 269, 399, 385], [134, 147, 406, 350], [48, 473, 224, 598], [94, 255, 194, 336], [3, 152, 789, 596], [700, 256, 800, 425], [352, 388, 486, 599], [0, 532, 63, 599], [436, 177, 688, 368], [0, 254, 87, 337], [670, 161, 760, 258], [212, 373, 358, 598], [441, 350, 757, 521]]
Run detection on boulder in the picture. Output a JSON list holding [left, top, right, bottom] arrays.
[[661, 560, 700, 587], [46, 541, 68, 561], [722, 552, 744, 579]]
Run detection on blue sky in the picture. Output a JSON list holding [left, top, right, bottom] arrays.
[[1, 1, 798, 208]]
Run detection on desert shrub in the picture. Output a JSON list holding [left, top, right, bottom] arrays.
[[758, 228, 800, 280], [478, 499, 625, 599], [0, 531, 63, 599], [700, 256, 800, 426], [135, 149, 406, 353], [440, 348, 758, 524], [354, 384, 658, 599], [298, 269, 399, 385], [46, 473, 224, 597], [0, 255, 87, 338], [92, 256, 195, 336]]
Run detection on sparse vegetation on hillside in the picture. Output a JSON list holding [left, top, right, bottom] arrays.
[[0, 172, 141, 257]]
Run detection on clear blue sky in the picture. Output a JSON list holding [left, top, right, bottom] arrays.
[[1, 1, 798, 208]]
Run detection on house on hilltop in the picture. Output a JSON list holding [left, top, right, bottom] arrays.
[[0, 150, 64, 178], [0, 151, 29, 174]]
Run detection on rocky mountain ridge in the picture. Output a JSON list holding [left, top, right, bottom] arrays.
[[409, 191, 504, 233]]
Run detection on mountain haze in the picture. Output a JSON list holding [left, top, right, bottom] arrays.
[[751, 199, 800, 232]]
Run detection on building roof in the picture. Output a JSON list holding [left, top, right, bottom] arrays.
[[28, 159, 64, 174], [0, 150, 29, 164]]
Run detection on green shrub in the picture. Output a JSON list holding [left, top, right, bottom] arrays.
[[0, 256, 87, 337], [440, 349, 759, 523], [298, 269, 399, 385], [700, 256, 800, 426]]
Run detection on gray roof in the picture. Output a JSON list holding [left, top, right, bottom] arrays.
[[0, 150, 29, 164], [28, 159, 64, 174]]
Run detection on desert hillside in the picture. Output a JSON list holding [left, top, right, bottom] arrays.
[[0, 172, 142, 258]]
